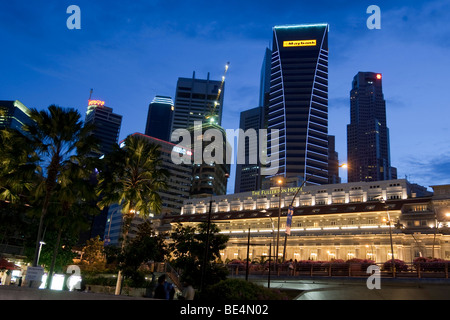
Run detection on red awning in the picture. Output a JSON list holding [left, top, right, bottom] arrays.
[[0, 258, 21, 270]]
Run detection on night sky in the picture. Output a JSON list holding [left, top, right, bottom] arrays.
[[1, 0, 449, 193]]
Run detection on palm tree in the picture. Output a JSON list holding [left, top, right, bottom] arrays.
[[23, 105, 98, 267], [96, 134, 169, 294], [0, 128, 40, 204], [45, 158, 100, 288]]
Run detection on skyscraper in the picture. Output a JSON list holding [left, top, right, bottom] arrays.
[[235, 106, 264, 193], [347, 72, 396, 182], [188, 122, 230, 198], [259, 47, 272, 109], [171, 72, 224, 133], [85, 100, 122, 156], [144, 95, 174, 141], [327, 135, 341, 184], [0, 100, 33, 135], [267, 24, 329, 185]]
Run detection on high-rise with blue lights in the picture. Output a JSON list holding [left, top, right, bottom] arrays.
[[267, 24, 329, 185]]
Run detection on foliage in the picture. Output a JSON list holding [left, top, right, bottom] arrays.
[[169, 222, 229, 290], [200, 279, 289, 301], [32, 230, 78, 273], [21, 105, 99, 265], [383, 259, 408, 271], [96, 134, 169, 241], [119, 220, 168, 276], [413, 257, 450, 272]]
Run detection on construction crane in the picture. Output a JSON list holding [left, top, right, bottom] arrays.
[[205, 62, 230, 124]]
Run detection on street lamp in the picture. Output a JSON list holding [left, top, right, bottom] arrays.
[[200, 172, 229, 293], [381, 200, 396, 277], [37, 241, 46, 266], [275, 177, 284, 271]]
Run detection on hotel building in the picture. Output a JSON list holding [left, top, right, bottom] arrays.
[[160, 180, 450, 263]]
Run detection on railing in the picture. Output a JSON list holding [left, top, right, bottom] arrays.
[[226, 262, 450, 279], [163, 262, 183, 290]]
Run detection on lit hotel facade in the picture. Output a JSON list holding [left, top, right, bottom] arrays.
[[160, 180, 450, 263]]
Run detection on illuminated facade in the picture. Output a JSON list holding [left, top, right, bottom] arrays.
[[267, 24, 329, 185], [160, 180, 450, 263], [171, 72, 224, 133], [188, 122, 231, 198], [347, 72, 397, 182], [0, 100, 33, 135]]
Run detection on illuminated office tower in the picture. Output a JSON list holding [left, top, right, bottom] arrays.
[[171, 72, 224, 133], [347, 72, 397, 182], [145, 95, 174, 141], [267, 24, 329, 185], [0, 100, 33, 135], [85, 100, 122, 156]]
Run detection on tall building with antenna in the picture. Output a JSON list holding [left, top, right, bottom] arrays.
[[171, 65, 228, 134], [85, 98, 122, 157]]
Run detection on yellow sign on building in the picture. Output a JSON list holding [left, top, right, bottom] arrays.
[[283, 40, 317, 47]]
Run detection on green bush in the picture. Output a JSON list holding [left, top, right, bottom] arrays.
[[200, 279, 289, 300]]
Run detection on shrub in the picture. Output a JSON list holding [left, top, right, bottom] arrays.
[[200, 278, 290, 300], [383, 259, 408, 271], [413, 258, 450, 272]]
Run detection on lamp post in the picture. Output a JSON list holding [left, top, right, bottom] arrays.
[[382, 200, 396, 277], [200, 172, 229, 293], [275, 177, 284, 272]]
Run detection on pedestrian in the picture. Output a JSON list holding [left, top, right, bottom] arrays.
[[288, 259, 294, 276], [181, 280, 195, 300], [154, 274, 174, 300]]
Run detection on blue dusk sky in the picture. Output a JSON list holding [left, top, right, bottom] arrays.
[[1, 0, 449, 193]]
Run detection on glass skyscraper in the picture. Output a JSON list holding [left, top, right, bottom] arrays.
[[145, 95, 174, 141], [234, 106, 265, 193], [0, 100, 33, 135], [267, 24, 329, 185], [347, 72, 397, 182]]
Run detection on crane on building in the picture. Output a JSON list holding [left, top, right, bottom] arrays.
[[205, 62, 230, 124]]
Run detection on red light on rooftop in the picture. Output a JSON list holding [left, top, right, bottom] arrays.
[[376, 74, 382, 80]]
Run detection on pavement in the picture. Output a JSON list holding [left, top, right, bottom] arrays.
[[0, 285, 148, 300], [251, 277, 450, 300], [2, 277, 450, 300]]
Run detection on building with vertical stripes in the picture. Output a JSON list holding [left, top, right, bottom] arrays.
[[267, 24, 330, 185]]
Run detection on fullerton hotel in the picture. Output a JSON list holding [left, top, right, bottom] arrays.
[[159, 179, 450, 264]]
